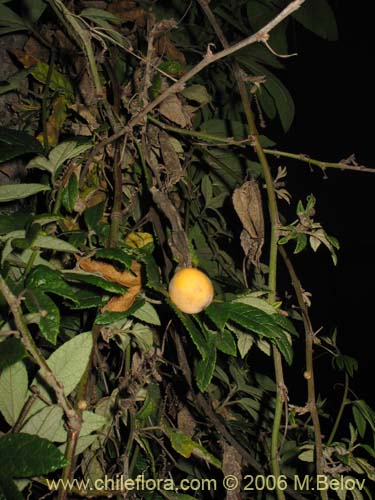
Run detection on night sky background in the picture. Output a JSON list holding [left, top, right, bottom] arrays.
[[280, 0, 374, 406]]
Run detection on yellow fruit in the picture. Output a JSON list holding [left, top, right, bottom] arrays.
[[168, 267, 214, 314]]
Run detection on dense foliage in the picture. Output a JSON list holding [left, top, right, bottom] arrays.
[[0, 1, 374, 499]]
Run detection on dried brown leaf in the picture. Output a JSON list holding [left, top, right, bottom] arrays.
[[78, 259, 141, 288], [159, 131, 183, 186], [232, 180, 264, 265], [156, 36, 186, 66], [177, 406, 196, 437], [108, 2, 147, 26], [159, 94, 191, 128], [103, 284, 141, 312]]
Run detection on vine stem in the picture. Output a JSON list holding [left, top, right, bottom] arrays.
[[327, 372, 349, 445], [148, 116, 375, 174], [279, 246, 328, 500], [196, 2, 288, 498]]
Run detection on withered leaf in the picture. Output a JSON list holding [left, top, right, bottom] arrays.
[[159, 94, 191, 128], [103, 284, 141, 312], [155, 35, 186, 66], [107, 2, 147, 26], [177, 406, 196, 437], [78, 259, 142, 312], [232, 180, 264, 265], [78, 259, 141, 288], [159, 131, 183, 186]]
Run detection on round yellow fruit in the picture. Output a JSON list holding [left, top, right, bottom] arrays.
[[168, 267, 214, 314]]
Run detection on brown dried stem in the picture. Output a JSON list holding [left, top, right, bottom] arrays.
[[81, 0, 305, 169]]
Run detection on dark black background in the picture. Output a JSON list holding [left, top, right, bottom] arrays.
[[281, 0, 374, 406]]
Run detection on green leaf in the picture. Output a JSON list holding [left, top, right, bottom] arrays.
[[352, 400, 375, 433], [273, 314, 299, 337], [0, 183, 49, 202], [30, 332, 93, 416], [206, 302, 293, 363], [0, 433, 68, 476], [353, 405, 367, 438], [0, 337, 27, 372], [168, 300, 207, 358], [80, 410, 107, 436], [20, 405, 67, 442], [0, 361, 28, 426], [232, 328, 254, 358], [131, 323, 154, 351], [95, 299, 144, 325], [246, 1, 288, 55], [131, 301, 161, 326], [0, 127, 43, 163], [28, 141, 91, 181], [228, 303, 281, 339], [26, 266, 79, 304], [29, 62, 74, 99], [24, 289, 60, 344], [143, 254, 162, 291], [96, 248, 133, 268], [275, 331, 293, 365], [33, 235, 78, 253], [84, 201, 105, 230], [0, 473, 24, 500], [80, 7, 122, 26], [22, 0, 47, 23], [292, 0, 338, 40], [163, 423, 221, 468], [196, 344, 216, 392], [137, 383, 161, 420], [215, 329, 236, 355], [45, 331, 92, 396], [201, 175, 213, 205], [298, 447, 314, 462], [294, 233, 307, 254], [237, 58, 295, 131], [0, 211, 32, 234], [181, 84, 211, 104], [64, 271, 129, 294], [61, 171, 78, 213], [237, 397, 261, 420], [69, 288, 105, 309]]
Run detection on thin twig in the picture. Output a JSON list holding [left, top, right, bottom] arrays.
[[327, 372, 349, 445], [148, 115, 375, 173], [263, 149, 375, 174], [81, 0, 305, 169]]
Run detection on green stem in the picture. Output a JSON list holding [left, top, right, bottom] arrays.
[[279, 247, 327, 500], [52, 187, 63, 215], [196, 2, 284, 497], [42, 46, 56, 153], [24, 249, 38, 277], [327, 372, 349, 445], [263, 149, 375, 174], [148, 116, 375, 174]]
